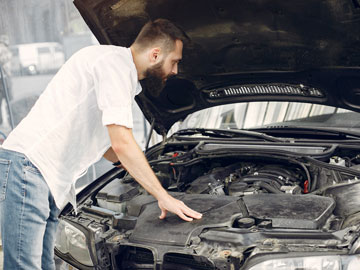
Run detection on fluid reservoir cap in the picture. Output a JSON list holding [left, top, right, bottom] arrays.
[[234, 217, 255, 228]]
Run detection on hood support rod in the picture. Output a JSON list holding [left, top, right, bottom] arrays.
[[145, 119, 155, 152]]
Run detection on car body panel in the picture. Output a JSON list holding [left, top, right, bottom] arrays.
[[74, 0, 360, 133]]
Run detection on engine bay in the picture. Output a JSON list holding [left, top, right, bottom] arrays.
[[60, 141, 360, 269], [95, 142, 360, 232]]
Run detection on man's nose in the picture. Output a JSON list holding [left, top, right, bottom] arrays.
[[172, 64, 178, 75]]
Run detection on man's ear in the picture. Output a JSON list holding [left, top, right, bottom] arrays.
[[149, 47, 161, 63]]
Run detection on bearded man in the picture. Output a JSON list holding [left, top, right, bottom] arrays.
[[0, 19, 202, 270]]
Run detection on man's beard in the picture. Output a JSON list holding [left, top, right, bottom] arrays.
[[142, 60, 167, 97]]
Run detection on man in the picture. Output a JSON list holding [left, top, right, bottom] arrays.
[[0, 19, 202, 270]]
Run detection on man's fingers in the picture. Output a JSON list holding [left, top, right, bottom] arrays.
[[159, 209, 167, 219], [177, 211, 194, 222], [158, 196, 203, 222], [182, 205, 202, 219]]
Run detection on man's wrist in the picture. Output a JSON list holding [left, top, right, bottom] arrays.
[[154, 189, 170, 201]]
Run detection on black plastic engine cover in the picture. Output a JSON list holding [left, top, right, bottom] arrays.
[[243, 194, 335, 229], [96, 179, 139, 202], [128, 194, 244, 246]]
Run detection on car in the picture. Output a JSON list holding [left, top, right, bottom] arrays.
[[10, 42, 65, 75], [54, 0, 360, 269]]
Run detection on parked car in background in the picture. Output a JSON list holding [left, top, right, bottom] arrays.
[[10, 42, 65, 75], [54, 0, 360, 269]]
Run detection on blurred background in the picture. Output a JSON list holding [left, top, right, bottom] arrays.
[[0, 2, 155, 261], [0, 0, 155, 187], [0, 3, 158, 260]]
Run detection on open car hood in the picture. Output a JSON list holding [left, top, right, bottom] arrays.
[[74, 0, 360, 134]]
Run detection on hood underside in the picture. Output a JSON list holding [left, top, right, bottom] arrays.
[[74, 0, 360, 134]]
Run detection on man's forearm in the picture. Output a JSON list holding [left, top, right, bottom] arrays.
[[107, 125, 168, 200]]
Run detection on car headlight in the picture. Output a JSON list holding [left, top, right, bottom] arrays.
[[248, 255, 360, 270], [55, 220, 94, 267]]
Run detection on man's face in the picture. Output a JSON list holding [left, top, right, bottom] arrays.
[[161, 39, 183, 80], [144, 40, 183, 97]]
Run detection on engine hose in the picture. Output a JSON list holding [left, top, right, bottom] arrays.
[[310, 169, 318, 192], [256, 169, 297, 183], [240, 177, 281, 190], [241, 176, 282, 189], [248, 172, 286, 186], [288, 159, 311, 192], [254, 181, 283, 194]]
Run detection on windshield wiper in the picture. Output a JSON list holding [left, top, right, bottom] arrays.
[[173, 128, 286, 142], [249, 126, 360, 140]]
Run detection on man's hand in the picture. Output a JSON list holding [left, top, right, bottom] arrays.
[[158, 194, 203, 222]]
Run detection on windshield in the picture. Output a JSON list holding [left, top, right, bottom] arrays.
[[177, 102, 359, 131]]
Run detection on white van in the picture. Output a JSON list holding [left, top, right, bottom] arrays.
[[10, 42, 65, 75]]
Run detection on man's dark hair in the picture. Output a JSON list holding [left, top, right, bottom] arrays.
[[133, 18, 189, 53]]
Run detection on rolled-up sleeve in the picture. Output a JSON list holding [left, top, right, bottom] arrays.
[[92, 50, 134, 128]]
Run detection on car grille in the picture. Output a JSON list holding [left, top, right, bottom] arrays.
[[116, 246, 154, 269], [163, 253, 215, 270], [116, 248, 215, 270]]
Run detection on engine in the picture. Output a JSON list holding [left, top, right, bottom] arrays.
[[95, 148, 360, 232], [185, 163, 306, 196]]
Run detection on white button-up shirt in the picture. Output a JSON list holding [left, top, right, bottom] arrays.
[[2, 45, 142, 209]]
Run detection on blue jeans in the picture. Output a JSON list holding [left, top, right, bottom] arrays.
[[0, 148, 60, 270]]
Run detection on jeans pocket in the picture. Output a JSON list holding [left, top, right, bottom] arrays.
[[0, 158, 11, 202], [24, 160, 41, 175]]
